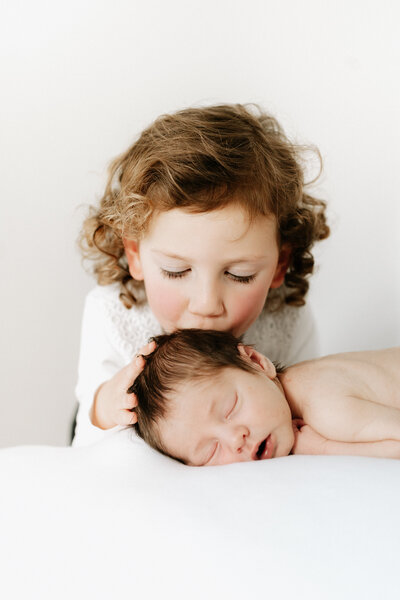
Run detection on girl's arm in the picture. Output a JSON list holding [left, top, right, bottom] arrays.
[[292, 423, 400, 459], [74, 289, 125, 446], [74, 287, 155, 445]]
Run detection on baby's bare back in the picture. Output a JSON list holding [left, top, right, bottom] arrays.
[[312, 347, 400, 408], [282, 347, 400, 443]]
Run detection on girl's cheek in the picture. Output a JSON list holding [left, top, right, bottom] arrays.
[[229, 283, 270, 328], [145, 279, 186, 322]]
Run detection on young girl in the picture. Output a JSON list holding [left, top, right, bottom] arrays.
[[73, 103, 329, 446]]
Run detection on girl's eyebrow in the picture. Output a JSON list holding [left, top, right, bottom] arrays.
[[151, 249, 268, 264], [151, 249, 191, 261]]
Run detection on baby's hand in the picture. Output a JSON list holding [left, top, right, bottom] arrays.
[[90, 341, 156, 430], [291, 420, 328, 455]]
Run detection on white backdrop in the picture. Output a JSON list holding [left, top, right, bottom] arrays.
[[1, 0, 399, 448]]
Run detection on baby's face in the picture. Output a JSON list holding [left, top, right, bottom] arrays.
[[156, 365, 294, 466]]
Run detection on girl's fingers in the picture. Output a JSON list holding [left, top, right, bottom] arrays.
[[127, 354, 145, 377], [122, 340, 157, 404], [124, 356, 145, 395], [116, 409, 138, 426], [125, 340, 156, 383], [122, 393, 138, 410], [127, 340, 156, 380], [138, 340, 156, 356]]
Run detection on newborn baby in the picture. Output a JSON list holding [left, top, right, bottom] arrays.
[[129, 329, 400, 466]]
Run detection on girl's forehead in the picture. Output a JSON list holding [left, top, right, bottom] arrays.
[[143, 206, 278, 246]]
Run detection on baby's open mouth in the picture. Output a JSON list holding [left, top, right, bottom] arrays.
[[254, 434, 273, 460], [256, 438, 267, 459]]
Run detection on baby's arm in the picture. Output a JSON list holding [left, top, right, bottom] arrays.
[[292, 422, 400, 459], [304, 394, 400, 444]]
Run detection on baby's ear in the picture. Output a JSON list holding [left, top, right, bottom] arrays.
[[123, 238, 144, 281], [238, 344, 276, 379]]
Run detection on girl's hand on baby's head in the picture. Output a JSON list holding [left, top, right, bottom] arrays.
[[90, 341, 156, 430]]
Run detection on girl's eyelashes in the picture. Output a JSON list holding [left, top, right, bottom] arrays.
[[226, 271, 256, 283], [161, 268, 257, 283], [161, 268, 190, 279]]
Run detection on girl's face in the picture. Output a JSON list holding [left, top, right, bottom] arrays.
[[124, 205, 289, 337]]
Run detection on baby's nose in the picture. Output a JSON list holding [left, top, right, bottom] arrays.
[[231, 426, 249, 454]]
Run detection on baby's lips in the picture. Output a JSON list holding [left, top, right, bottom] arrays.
[[251, 438, 266, 460]]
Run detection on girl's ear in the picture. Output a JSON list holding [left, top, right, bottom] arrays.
[[238, 344, 276, 379], [270, 243, 291, 289], [123, 238, 144, 281]]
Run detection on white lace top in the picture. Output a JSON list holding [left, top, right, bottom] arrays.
[[73, 284, 319, 446]]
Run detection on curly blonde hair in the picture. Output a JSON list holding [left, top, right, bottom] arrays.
[[79, 103, 329, 309]]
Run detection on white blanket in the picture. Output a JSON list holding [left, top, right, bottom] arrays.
[[1, 430, 399, 600]]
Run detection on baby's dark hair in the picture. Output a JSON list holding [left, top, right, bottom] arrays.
[[129, 329, 259, 457], [79, 103, 329, 310]]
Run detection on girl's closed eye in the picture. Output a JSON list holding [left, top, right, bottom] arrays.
[[161, 267, 257, 283], [225, 271, 256, 284], [161, 268, 190, 279]]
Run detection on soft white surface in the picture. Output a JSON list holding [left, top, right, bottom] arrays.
[[1, 430, 399, 600]]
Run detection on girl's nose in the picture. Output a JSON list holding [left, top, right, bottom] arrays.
[[188, 278, 224, 317]]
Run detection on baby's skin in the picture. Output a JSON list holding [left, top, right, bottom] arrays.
[[156, 346, 400, 466]]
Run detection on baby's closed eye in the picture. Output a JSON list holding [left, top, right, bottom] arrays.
[[225, 394, 238, 419]]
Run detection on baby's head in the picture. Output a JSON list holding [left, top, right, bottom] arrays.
[[80, 103, 329, 327], [130, 329, 294, 466]]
